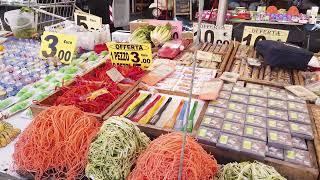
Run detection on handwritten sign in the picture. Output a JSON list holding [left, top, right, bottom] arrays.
[[108, 42, 153, 69], [40, 32, 77, 64], [242, 26, 289, 47], [74, 12, 102, 31], [193, 23, 233, 44]]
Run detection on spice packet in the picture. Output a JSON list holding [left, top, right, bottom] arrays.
[[245, 115, 266, 128], [228, 102, 247, 114], [221, 121, 244, 136], [219, 91, 231, 100], [232, 86, 250, 95], [288, 111, 311, 125], [209, 98, 228, 109], [289, 122, 314, 140], [197, 126, 220, 144], [201, 116, 224, 130], [287, 93, 306, 104], [268, 91, 287, 101], [284, 148, 312, 167], [267, 109, 288, 121], [285, 85, 318, 101], [247, 105, 267, 117], [224, 111, 246, 124], [268, 130, 293, 149], [217, 133, 242, 151], [292, 137, 308, 150], [247, 96, 267, 107], [230, 94, 249, 104], [241, 138, 267, 159], [267, 119, 290, 133], [243, 125, 267, 141], [222, 83, 234, 91], [220, 72, 240, 83], [287, 102, 308, 113], [268, 99, 288, 111], [266, 146, 284, 160], [205, 106, 226, 118], [249, 88, 268, 98]]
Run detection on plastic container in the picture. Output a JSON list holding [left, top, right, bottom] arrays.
[[4, 10, 36, 38]]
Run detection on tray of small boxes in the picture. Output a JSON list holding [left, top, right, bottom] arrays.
[[174, 42, 234, 75], [196, 82, 319, 180], [225, 42, 304, 87]]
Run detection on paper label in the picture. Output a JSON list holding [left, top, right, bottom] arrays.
[[287, 150, 296, 159], [198, 128, 207, 137], [269, 120, 276, 127], [223, 123, 231, 131], [246, 127, 254, 135], [243, 140, 252, 149], [219, 135, 229, 144], [291, 124, 299, 131], [106, 68, 125, 83], [270, 132, 278, 141]]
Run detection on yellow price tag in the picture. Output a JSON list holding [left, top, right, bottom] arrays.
[[287, 150, 296, 159], [269, 120, 276, 127], [40, 32, 77, 64], [270, 132, 278, 141], [242, 26, 289, 47], [108, 42, 153, 70], [74, 12, 102, 31], [223, 123, 232, 131], [291, 123, 299, 131], [290, 112, 298, 120], [219, 135, 228, 144], [243, 140, 252, 150], [246, 127, 254, 135], [248, 107, 255, 113], [198, 128, 207, 137]]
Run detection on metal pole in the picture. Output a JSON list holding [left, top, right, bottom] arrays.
[[216, 0, 228, 26], [177, 0, 203, 179]]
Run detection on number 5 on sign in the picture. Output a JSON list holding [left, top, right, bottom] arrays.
[[242, 26, 289, 47], [40, 32, 77, 64], [74, 12, 102, 31]]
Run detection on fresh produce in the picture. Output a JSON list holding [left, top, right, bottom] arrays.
[[13, 106, 101, 179], [129, 132, 218, 180], [150, 24, 172, 46], [217, 161, 286, 180], [86, 116, 150, 180], [0, 121, 20, 148], [129, 25, 155, 44]]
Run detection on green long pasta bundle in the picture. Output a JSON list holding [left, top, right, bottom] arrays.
[[85, 116, 150, 180]]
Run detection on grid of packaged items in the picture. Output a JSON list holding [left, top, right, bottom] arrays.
[[197, 83, 314, 167], [153, 66, 217, 94], [113, 90, 204, 132]]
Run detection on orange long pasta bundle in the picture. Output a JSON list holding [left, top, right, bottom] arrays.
[[13, 106, 101, 180], [128, 132, 218, 180]]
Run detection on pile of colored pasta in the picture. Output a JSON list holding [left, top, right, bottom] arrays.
[[86, 116, 150, 179], [129, 132, 218, 180], [13, 106, 101, 179]]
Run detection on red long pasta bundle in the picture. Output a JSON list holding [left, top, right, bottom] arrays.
[[13, 106, 101, 180], [129, 132, 218, 180]]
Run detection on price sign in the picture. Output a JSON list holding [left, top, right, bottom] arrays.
[[74, 12, 102, 31], [242, 26, 289, 47], [40, 32, 77, 64], [108, 42, 153, 69], [193, 23, 233, 44]]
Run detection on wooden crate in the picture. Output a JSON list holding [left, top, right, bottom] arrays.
[[103, 83, 208, 137], [308, 104, 320, 180], [225, 42, 304, 87]]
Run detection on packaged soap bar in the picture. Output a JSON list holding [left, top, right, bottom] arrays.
[[201, 116, 223, 129], [288, 111, 311, 125], [246, 83, 262, 89], [222, 121, 244, 136], [287, 93, 306, 104], [209, 99, 228, 109], [205, 106, 226, 118], [232, 86, 250, 95], [292, 137, 308, 150], [197, 126, 220, 144], [250, 88, 268, 98], [289, 122, 314, 140], [267, 119, 290, 133], [228, 102, 247, 114], [268, 99, 288, 111], [247, 105, 267, 117], [230, 94, 249, 104], [224, 111, 246, 124], [266, 146, 284, 160], [248, 96, 267, 107], [284, 148, 312, 167], [245, 115, 266, 128], [241, 138, 267, 159], [267, 109, 288, 121], [268, 91, 287, 101], [243, 125, 267, 141], [217, 133, 242, 151], [268, 130, 293, 149], [219, 91, 231, 100], [287, 101, 308, 113], [222, 83, 234, 91]]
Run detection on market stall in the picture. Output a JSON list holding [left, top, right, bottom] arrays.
[[1, 0, 320, 179]]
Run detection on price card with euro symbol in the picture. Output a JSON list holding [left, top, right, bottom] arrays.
[[108, 42, 153, 69], [40, 31, 77, 64]]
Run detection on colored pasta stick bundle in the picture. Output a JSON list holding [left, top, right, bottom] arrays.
[[121, 93, 149, 117], [113, 92, 140, 116], [163, 100, 184, 129], [139, 96, 166, 124], [126, 94, 152, 119], [149, 97, 173, 125], [174, 101, 187, 131], [187, 101, 199, 132], [132, 95, 161, 122]]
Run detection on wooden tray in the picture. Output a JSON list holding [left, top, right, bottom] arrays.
[[225, 42, 304, 87]]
